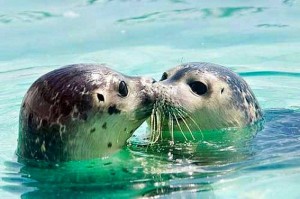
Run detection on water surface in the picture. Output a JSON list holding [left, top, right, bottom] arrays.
[[1, 0, 300, 198]]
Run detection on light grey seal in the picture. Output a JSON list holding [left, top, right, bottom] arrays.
[[17, 64, 155, 163], [149, 62, 263, 142]]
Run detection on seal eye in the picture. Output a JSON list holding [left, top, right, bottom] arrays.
[[118, 81, 128, 97], [160, 72, 168, 81], [189, 81, 208, 96], [97, 93, 105, 102]]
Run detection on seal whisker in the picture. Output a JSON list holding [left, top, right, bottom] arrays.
[[168, 112, 174, 145], [149, 102, 163, 144], [175, 110, 195, 141], [154, 107, 163, 143], [150, 107, 154, 140], [150, 106, 157, 144], [176, 108, 204, 141], [172, 112, 188, 141]]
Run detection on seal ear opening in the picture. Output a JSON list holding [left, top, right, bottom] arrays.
[[97, 93, 105, 102], [221, 88, 225, 94]]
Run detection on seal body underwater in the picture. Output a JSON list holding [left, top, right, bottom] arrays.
[[150, 62, 263, 142], [18, 64, 155, 163]]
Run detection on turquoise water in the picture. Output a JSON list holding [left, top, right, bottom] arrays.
[[1, 0, 300, 198]]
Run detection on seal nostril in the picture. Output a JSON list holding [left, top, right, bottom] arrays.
[[97, 93, 105, 102], [152, 80, 157, 83]]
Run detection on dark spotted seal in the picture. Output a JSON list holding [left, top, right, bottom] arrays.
[[149, 62, 263, 142], [17, 64, 155, 163]]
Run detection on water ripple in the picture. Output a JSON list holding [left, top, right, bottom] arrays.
[[117, 7, 267, 24], [239, 71, 300, 77], [257, 24, 289, 28], [0, 65, 56, 74], [0, 10, 79, 24], [0, 11, 58, 24], [282, 0, 296, 6], [86, 0, 186, 5]]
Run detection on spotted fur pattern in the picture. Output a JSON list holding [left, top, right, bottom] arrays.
[[18, 64, 154, 163]]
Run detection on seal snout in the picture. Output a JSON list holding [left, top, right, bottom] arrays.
[[152, 81, 178, 104], [138, 76, 158, 103]]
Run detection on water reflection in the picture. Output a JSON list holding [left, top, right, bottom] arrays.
[[130, 132, 256, 166], [2, 149, 218, 198], [1, 109, 300, 197]]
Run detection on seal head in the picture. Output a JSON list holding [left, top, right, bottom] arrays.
[[18, 64, 155, 163], [150, 62, 263, 142]]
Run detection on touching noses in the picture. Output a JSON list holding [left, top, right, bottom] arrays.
[[141, 76, 157, 85]]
